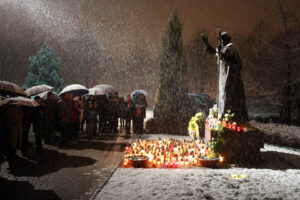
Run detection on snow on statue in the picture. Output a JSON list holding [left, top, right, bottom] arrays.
[[202, 29, 248, 123]]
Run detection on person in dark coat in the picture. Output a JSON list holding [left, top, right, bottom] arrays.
[[97, 95, 109, 133], [6, 105, 23, 157], [57, 93, 73, 145], [124, 94, 135, 135], [133, 94, 148, 134], [43, 92, 57, 144], [119, 96, 125, 129], [84, 95, 96, 133], [33, 96, 44, 150], [71, 99, 80, 139], [0, 103, 6, 158], [85, 101, 98, 139], [21, 106, 33, 153], [108, 94, 119, 133]]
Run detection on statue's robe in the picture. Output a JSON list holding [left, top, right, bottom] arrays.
[[208, 43, 248, 122]]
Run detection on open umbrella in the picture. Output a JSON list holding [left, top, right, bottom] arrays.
[[0, 81, 26, 97], [88, 87, 106, 96], [25, 84, 53, 96], [94, 84, 117, 95], [3, 96, 40, 107], [131, 89, 148, 103], [59, 84, 88, 97]]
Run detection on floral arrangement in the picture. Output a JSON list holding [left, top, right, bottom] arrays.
[[188, 112, 206, 140], [206, 105, 247, 133]]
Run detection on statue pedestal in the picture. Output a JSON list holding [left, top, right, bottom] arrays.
[[146, 118, 189, 135], [205, 124, 264, 164]]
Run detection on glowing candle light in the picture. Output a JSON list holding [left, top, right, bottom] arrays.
[[165, 162, 168, 168], [148, 154, 154, 162], [219, 156, 224, 163], [232, 122, 237, 131], [194, 158, 198, 165], [160, 156, 164, 163], [123, 159, 129, 166]]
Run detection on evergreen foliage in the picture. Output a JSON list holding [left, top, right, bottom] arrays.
[[156, 9, 191, 120], [23, 42, 64, 93]]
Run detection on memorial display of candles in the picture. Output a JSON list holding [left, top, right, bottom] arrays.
[[123, 138, 220, 168]]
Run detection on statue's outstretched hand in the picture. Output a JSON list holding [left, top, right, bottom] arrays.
[[201, 33, 208, 44]]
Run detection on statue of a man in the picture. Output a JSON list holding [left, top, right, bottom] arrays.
[[202, 31, 248, 123]]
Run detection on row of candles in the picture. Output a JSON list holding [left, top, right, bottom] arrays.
[[123, 138, 223, 168]]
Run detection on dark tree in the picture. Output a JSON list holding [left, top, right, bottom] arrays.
[[155, 9, 191, 120]]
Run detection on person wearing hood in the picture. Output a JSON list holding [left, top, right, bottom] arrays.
[[133, 94, 148, 134]]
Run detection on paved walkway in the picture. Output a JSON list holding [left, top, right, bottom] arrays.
[[0, 132, 131, 200]]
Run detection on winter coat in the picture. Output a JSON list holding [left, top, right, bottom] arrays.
[[135, 98, 148, 118], [124, 100, 135, 119], [97, 96, 109, 119], [57, 99, 73, 123], [84, 108, 98, 123], [43, 98, 56, 122]]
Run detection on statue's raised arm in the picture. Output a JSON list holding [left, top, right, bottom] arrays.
[[201, 33, 216, 55]]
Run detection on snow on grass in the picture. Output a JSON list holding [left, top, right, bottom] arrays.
[[96, 139, 300, 200], [97, 168, 300, 200], [251, 121, 300, 149]]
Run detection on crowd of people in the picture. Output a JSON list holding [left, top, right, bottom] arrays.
[[0, 91, 148, 158]]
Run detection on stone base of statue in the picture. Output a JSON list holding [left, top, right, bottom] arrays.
[[205, 124, 264, 164], [145, 118, 189, 135]]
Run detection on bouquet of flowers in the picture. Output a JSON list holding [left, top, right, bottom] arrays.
[[188, 112, 206, 140]]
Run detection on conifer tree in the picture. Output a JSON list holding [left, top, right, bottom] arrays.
[[23, 42, 64, 93], [156, 9, 191, 120]]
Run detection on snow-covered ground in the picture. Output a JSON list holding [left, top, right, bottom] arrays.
[[252, 121, 300, 149], [95, 136, 300, 200]]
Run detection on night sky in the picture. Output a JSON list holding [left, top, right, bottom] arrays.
[[2, 0, 299, 60]]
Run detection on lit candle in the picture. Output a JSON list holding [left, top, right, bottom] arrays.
[[123, 159, 129, 166], [232, 123, 237, 131], [174, 162, 178, 168], [165, 162, 168, 168], [194, 158, 198, 165], [148, 154, 154, 162], [219, 156, 224, 163]]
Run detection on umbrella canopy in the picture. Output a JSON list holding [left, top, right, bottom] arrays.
[[25, 84, 53, 96], [59, 84, 88, 97], [131, 89, 148, 103], [88, 87, 106, 96], [0, 81, 26, 97], [3, 96, 40, 107], [94, 84, 117, 95], [35, 91, 60, 100]]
